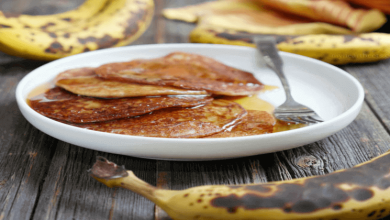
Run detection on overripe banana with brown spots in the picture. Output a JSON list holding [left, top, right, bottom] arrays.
[[0, 0, 154, 60], [0, 0, 110, 31], [190, 26, 390, 65], [90, 151, 390, 220]]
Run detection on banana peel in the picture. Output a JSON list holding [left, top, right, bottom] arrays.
[[190, 26, 390, 65], [0, 0, 154, 60], [90, 152, 390, 220]]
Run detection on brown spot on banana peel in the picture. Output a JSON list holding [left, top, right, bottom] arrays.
[[48, 32, 57, 38], [0, 24, 12, 28], [215, 31, 253, 44], [293, 41, 304, 45], [343, 35, 376, 44], [126, 5, 153, 41], [61, 18, 72, 22], [210, 154, 390, 214], [333, 204, 342, 210], [78, 35, 121, 49], [123, 9, 146, 37], [40, 22, 56, 31], [63, 33, 70, 38], [44, 41, 72, 54]]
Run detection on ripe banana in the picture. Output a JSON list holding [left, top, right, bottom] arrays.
[[190, 26, 390, 65], [0, 0, 154, 60], [0, 0, 110, 31], [90, 151, 390, 220]]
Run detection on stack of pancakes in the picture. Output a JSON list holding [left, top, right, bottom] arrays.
[[29, 52, 276, 138]]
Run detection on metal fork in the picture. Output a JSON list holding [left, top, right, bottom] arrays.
[[254, 36, 323, 124]]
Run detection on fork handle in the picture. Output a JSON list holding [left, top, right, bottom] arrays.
[[254, 37, 294, 101], [267, 59, 294, 101]]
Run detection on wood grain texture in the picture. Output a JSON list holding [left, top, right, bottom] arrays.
[[0, 52, 53, 220], [1, 0, 390, 219], [344, 60, 390, 130]]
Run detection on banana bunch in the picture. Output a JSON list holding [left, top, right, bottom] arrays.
[[190, 26, 390, 65], [90, 151, 390, 220], [0, 0, 154, 61]]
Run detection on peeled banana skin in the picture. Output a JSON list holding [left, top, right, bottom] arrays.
[[190, 26, 390, 65], [90, 150, 390, 220], [0, 0, 154, 61]]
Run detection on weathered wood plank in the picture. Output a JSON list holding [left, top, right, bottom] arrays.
[[110, 156, 156, 220], [162, 0, 215, 44], [342, 60, 390, 220], [274, 102, 390, 179], [1, 0, 390, 219], [0, 56, 56, 220], [29, 142, 157, 220], [21, 0, 83, 15], [344, 59, 390, 130], [0, 0, 83, 15]]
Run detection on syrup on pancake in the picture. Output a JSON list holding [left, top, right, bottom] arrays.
[[95, 52, 263, 96], [205, 110, 275, 138], [69, 100, 247, 138], [29, 87, 213, 123], [55, 67, 208, 98]]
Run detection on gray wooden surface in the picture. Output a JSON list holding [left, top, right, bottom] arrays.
[[1, 0, 390, 219]]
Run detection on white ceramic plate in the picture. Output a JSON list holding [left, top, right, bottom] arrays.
[[16, 44, 364, 160]]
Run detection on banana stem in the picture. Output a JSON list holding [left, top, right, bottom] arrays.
[[89, 157, 174, 205]]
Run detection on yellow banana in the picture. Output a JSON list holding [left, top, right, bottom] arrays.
[[190, 26, 390, 65], [0, 0, 110, 31], [0, 0, 154, 60], [90, 151, 390, 220]]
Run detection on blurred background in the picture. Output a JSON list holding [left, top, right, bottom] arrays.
[[1, 0, 390, 64]]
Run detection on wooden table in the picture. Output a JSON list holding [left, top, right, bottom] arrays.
[[1, 0, 390, 219]]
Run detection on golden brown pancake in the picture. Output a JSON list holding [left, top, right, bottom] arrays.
[[69, 99, 247, 138], [95, 52, 263, 96], [55, 67, 208, 98], [29, 87, 213, 123], [205, 110, 275, 138]]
